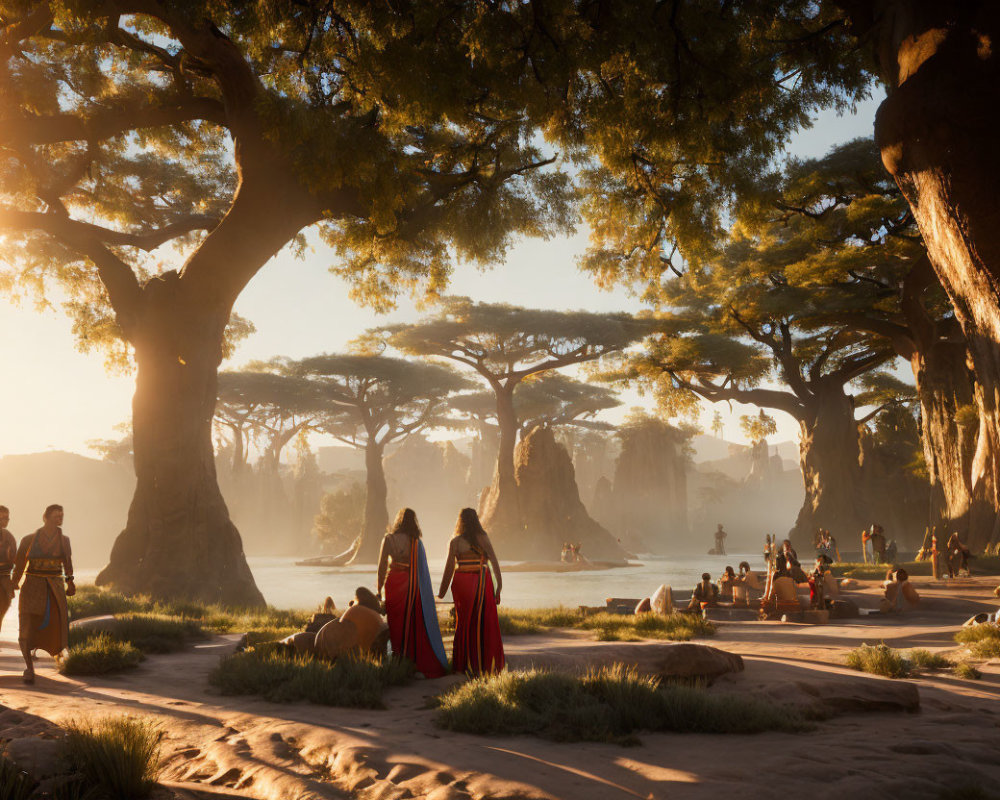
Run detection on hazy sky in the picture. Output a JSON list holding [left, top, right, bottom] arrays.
[[0, 96, 883, 458]]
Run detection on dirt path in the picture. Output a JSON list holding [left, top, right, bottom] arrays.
[[0, 579, 996, 799]]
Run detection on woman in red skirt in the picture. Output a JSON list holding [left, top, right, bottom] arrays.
[[377, 508, 448, 678], [438, 507, 505, 675]]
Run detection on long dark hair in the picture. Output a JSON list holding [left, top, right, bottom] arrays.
[[454, 507, 486, 548], [389, 508, 421, 540]]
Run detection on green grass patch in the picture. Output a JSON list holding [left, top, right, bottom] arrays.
[[60, 633, 144, 676], [493, 607, 715, 641], [953, 662, 983, 680], [0, 751, 37, 800], [64, 716, 162, 800], [845, 643, 911, 678], [69, 613, 206, 655], [208, 647, 414, 708], [955, 623, 1000, 658], [832, 555, 1000, 579], [433, 665, 809, 744], [69, 585, 309, 643], [907, 649, 953, 670]]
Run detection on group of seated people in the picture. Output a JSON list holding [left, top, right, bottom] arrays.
[[685, 561, 764, 611], [683, 534, 922, 618]]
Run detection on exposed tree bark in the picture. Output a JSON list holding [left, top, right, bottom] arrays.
[[790, 382, 868, 548], [864, 0, 1000, 550], [96, 272, 264, 607], [356, 440, 389, 564], [480, 384, 523, 539]]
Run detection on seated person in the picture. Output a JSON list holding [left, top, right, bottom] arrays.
[[688, 573, 720, 610], [287, 587, 389, 660], [808, 557, 839, 608], [762, 563, 801, 612], [733, 562, 762, 607], [719, 566, 737, 603], [880, 568, 921, 612]]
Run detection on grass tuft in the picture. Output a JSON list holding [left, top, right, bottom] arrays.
[[493, 607, 715, 641], [60, 633, 144, 676], [907, 649, 953, 670], [64, 716, 162, 800], [0, 752, 37, 800], [208, 648, 414, 708], [69, 613, 206, 655], [955, 624, 1000, 659], [433, 664, 809, 744], [845, 643, 911, 678], [68, 585, 309, 643], [952, 662, 983, 680]]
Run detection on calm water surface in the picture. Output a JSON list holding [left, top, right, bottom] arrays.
[[74, 553, 765, 610], [242, 553, 765, 610]]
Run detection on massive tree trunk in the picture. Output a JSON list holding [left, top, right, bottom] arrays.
[[790, 384, 867, 548], [911, 340, 980, 538], [872, 1, 1000, 550], [352, 440, 388, 564], [97, 273, 264, 607], [479, 385, 523, 540]]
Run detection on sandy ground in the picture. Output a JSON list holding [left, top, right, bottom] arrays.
[[0, 578, 998, 800]]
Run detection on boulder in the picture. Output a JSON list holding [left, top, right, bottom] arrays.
[[6, 738, 63, 780], [508, 641, 744, 684]]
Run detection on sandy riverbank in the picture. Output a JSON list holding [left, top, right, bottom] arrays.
[[0, 577, 997, 799]]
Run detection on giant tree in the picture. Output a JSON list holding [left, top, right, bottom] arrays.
[[0, 4, 570, 604], [385, 297, 650, 544], [295, 354, 470, 563]]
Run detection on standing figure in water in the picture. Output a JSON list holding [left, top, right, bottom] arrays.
[[377, 508, 448, 678], [12, 504, 74, 684], [438, 508, 505, 675], [0, 507, 17, 636]]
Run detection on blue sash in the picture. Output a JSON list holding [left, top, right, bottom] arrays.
[[415, 541, 449, 671]]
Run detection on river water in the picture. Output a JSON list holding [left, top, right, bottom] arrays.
[[244, 553, 765, 610], [74, 553, 766, 610]]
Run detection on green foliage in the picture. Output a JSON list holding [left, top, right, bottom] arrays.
[[68, 614, 206, 654], [739, 410, 777, 444], [845, 643, 910, 678], [906, 649, 952, 670], [209, 649, 414, 709], [952, 662, 982, 681], [61, 634, 144, 676], [64, 716, 162, 800], [0, 752, 37, 800], [68, 585, 309, 640], [313, 482, 366, 552], [434, 665, 809, 744], [955, 624, 1000, 659], [495, 607, 714, 641]]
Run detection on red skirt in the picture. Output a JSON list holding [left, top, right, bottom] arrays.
[[451, 568, 505, 675], [385, 571, 446, 678]]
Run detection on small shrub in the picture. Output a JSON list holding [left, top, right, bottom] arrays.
[[69, 614, 205, 655], [64, 716, 162, 800], [208, 649, 414, 709], [955, 624, 1000, 659], [0, 753, 37, 800], [433, 665, 808, 744], [60, 634, 143, 676], [494, 608, 714, 641], [907, 649, 952, 670], [953, 662, 983, 680], [845, 643, 910, 678], [48, 776, 100, 800]]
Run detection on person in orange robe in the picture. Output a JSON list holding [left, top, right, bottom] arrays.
[[12, 504, 75, 684], [377, 508, 448, 678], [438, 508, 505, 675]]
